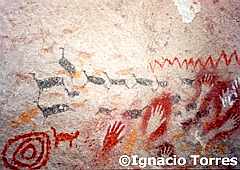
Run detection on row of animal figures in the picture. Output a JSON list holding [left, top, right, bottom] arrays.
[[28, 47, 193, 119], [29, 48, 240, 129]]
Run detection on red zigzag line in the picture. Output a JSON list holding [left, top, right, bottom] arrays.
[[149, 50, 240, 73]]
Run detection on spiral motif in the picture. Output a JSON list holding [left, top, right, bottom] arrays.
[[1, 131, 51, 170]]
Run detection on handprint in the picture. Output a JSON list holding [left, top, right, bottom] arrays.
[[156, 142, 175, 158], [146, 105, 166, 135], [220, 88, 238, 110], [219, 113, 240, 132], [195, 113, 240, 149], [141, 93, 172, 142], [102, 121, 125, 153]]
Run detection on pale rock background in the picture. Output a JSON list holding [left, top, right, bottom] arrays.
[[0, 0, 240, 169]]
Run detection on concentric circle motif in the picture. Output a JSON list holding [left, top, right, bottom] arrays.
[[1, 131, 51, 170]]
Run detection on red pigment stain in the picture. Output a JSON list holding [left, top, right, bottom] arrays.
[[51, 127, 80, 148], [149, 50, 240, 73], [182, 73, 229, 131], [203, 98, 240, 134], [1, 131, 51, 170], [199, 81, 229, 120], [183, 81, 229, 131], [191, 70, 219, 101], [141, 93, 172, 141]]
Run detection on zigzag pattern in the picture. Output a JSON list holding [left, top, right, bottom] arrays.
[[149, 50, 240, 73]]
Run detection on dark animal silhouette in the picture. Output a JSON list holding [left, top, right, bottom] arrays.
[[29, 72, 79, 99], [180, 78, 195, 86], [153, 75, 168, 91], [59, 47, 76, 79], [122, 105, 149, 119], [103, 72, 129, 88], [29, 73, 65, 91], [34, 100, 74, 118], [82, 70, 108, 89], [96, 107, 117, 115], [132, 74, 154, 88]]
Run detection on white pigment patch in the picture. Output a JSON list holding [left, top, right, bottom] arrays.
[[173, 0, 201, 23]]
